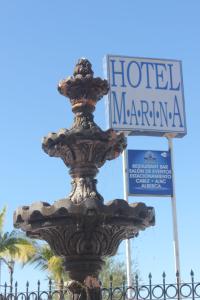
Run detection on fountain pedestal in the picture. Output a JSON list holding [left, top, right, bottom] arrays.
[[14, 58, 155, 299]]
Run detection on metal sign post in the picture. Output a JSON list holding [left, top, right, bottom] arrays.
[[122, 148, 132, 290], [167, 137, 181, 275]]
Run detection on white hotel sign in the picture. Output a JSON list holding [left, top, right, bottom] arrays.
[[105, 55, 187, 137]]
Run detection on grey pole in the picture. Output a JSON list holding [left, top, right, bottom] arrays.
[[9, 260, 14, 295], [122, 148, 132, 291], [167, 137, 181, 276], [0, 258, 14, 294]]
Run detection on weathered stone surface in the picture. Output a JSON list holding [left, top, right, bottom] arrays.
[[42, 128, 126, 171], [58, 58, 109, 103], [14, 198, 154, 281]]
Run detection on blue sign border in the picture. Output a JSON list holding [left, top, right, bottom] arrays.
[[127, 149, 173, 197]]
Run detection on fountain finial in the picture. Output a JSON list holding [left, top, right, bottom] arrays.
[[73, 58, 94, 77], [57, 58, 109, 106]]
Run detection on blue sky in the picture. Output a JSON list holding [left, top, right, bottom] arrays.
[[0, 0, 200, 290]]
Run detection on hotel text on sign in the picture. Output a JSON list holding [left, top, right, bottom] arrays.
[[105, 55, 187, 137]]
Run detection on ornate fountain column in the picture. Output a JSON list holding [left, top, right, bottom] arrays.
[[14, 58, 155, 299]]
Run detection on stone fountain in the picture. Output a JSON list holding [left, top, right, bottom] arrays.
[[14, 58, 155, 299]]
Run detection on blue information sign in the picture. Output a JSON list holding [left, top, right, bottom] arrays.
[[127, 150, 173, 196]]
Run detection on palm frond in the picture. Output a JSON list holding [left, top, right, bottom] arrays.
[[0, 206, 6, 233], [12, 243, 36, 263], [28, 244, 54, 270], [0, 230, 36, 264], [0, 233, 20, 253], [48, 256, 64, 282], [28, 244, 65, 281]]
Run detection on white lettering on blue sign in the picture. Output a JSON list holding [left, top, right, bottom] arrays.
[[105, 55, 187, 137], [127, 150, 173, 196]]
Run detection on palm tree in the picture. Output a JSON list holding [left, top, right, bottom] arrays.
[[99, 257, 140, 288], [99, 257, 126, 287], [29, 244, 67, 285], [0, 206, 36, 289]]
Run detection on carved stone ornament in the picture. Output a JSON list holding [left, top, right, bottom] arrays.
[[14, 58, 155, 296]]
